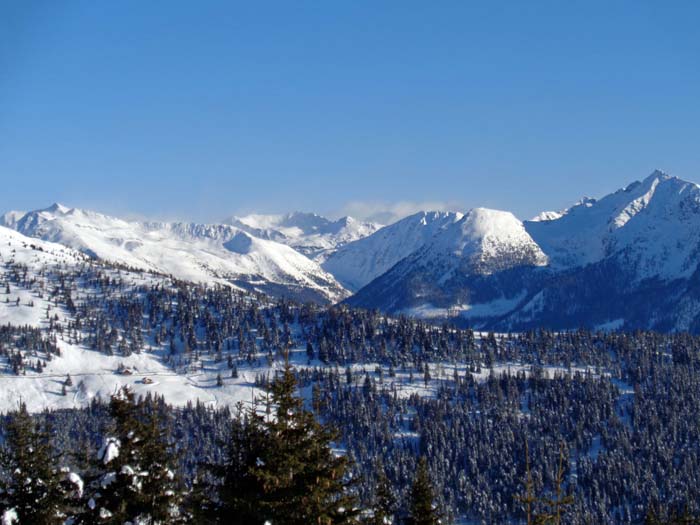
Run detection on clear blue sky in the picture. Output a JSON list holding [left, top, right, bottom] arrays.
[[2, 1, 700, 223]]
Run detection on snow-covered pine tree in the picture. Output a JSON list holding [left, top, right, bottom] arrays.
[[0, 402, 69, 524], [203, 360, 358, 524], [78, 388, 182, 524], [369, 463, 396, 525], [406, 457, 441, 525]]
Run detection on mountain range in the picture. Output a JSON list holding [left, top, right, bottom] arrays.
[[0, 204, 349, 304], [4, 170, 700, 332]]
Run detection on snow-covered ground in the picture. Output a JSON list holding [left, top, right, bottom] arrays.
[[0, 337, 271, 413], [401, 293, 527, 320]]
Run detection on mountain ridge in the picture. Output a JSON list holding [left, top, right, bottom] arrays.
[[223, 211, 380, 261], [346, 171, 700, 332], [1, 204, 350, 304], [5, 170, 700, 331]]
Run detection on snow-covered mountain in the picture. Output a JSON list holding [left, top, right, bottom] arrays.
[[525, 170, 700, 280], [347, 171, 700, 332], [224, 212, 380, 261], [1, 204, 348, 304], [347, 208, 547, 315], [0, 210, 26, 229], [7, 170, 700, 331], [321, 211, 464, 291]]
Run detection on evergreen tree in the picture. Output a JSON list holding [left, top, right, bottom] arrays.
[[0, 402, 68, 524], [193, 408, 265, 524], [79, 388, 182, 524], [537, 443, 574, 525], [406, 457, 441, 525], [208, 361, 358, 524], [369, 465, 396, 525]]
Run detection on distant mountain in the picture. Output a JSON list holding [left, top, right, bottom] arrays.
[[1, 204, 348, 304], [529, 210, 564, 222], [322, 211, 464, 291], [7, 170, 700, 331], [346, 208, 547, 314], [224, 212, 380, 261], [525, 170, 700, 279], [346, 171, 700, 332], [0, 210, 27, 229]]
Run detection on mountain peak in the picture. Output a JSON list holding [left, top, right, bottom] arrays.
[[647, 168, 672, 181], [45, 202, 71, 214], [530, 210, 564, 222], [443, 207, 548, 267]]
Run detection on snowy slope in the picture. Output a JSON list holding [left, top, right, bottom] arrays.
[[0, 223, 85, 265], [0, 230, 280, 411], [5, 204, 348, 304], [0, 230, 471, 413], [322, 211, 464, 291], [224, 212, 380, 261], [0, 225, 89, 327], [525, 170, 700, 280]]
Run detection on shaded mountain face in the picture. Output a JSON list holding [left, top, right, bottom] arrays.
[[321, 211, 464, 291], [346, 171, 700, 332], [346, 208, 548, 315], [2, 204, 349, 304], [224, 212, 380, 261]]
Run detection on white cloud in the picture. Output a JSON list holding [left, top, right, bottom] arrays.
[[336, 200, 463, 225]]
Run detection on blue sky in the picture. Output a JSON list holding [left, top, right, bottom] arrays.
[[2, 1, 700, 223]]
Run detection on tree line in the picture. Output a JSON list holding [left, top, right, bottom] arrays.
[[0, 361, 444, 525]]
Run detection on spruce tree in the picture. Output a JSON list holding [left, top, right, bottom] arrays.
[[193, 407, 266, 523], [370, 465, 396, 525], [0, 402, 68, 524], [406, 457, 441, 525], [79, 388, 182, 524], [209, 360, 358, 524]]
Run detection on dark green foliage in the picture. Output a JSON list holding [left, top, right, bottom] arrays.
[[79, 388, 182, 524], [406, 457, 441, 525], [644, 503, 700, 525], [0, 402, 67, 524], [369, 464, 396, 525], [206, 362, 358, 524]]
